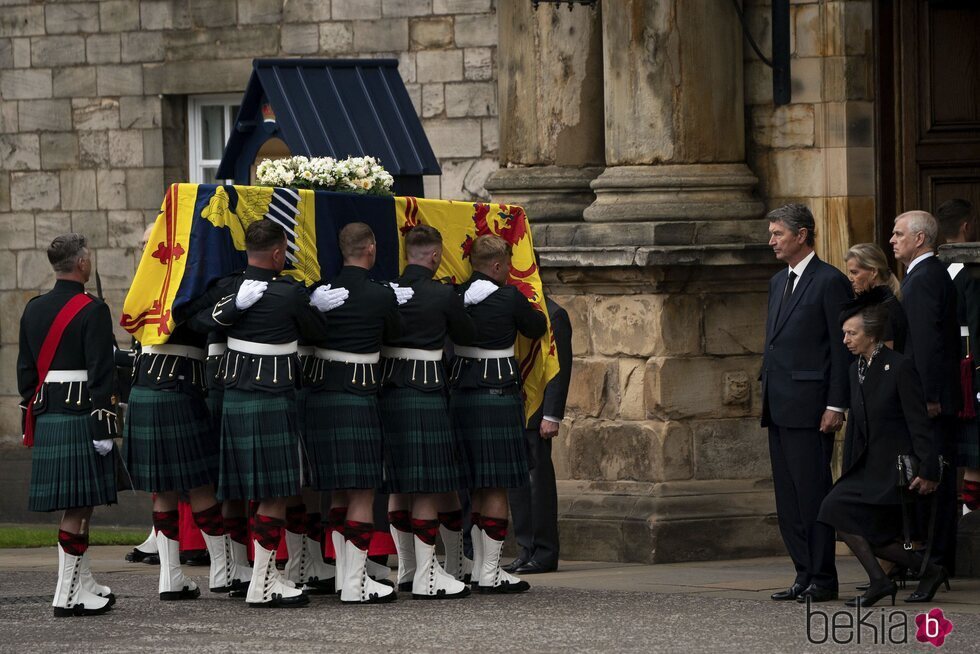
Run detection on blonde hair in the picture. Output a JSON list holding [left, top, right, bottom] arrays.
[[845, 242, 901, 299], [470, 234, 511, 269]]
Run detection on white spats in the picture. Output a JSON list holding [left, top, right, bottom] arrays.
[[53, 546, 112, 617], [478, 530, 531, 594], [339, 540, 396, 605], [412, 536, 470, 600], [246, 540, 309, 608], [391, 526, 416, 592], [439, 525, 474, 583], [157, 532, 200, 601]]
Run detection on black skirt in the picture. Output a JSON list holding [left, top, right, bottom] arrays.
[[818, 467, 903, 546]]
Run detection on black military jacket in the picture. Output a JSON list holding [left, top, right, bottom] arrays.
[[17, 279, 117, 438], [177, 265, 328, 393], [307, 265, 400, 395], [450, 271, 547, 390], [381, 264, 476, 392], [132, 323, 207, 396]]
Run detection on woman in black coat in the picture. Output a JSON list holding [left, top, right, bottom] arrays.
[[844, 243, 909, 353], [818, 289, 943, 606]]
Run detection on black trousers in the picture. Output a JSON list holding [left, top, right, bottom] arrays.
[[768, 424, 838, 589], [507, 429, 560, 567]]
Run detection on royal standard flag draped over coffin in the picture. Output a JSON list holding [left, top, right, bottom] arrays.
[[122, 183, 559, 423]]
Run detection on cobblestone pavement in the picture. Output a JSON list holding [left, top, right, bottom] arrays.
[[1, 548, 978, 653]]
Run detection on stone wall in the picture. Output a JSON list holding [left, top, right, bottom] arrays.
[[0, 0, 499, 444], [743, 0, 876, 270]]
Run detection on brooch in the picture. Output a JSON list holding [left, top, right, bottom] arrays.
[[884, 364, 890, 371]]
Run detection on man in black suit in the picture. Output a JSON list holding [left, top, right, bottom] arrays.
[[761, 204, 852, 603], [504, 297, 572, 575], [891, 210, 961, 573]]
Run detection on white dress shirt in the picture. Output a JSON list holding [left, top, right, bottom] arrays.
[[906, 251, 934, 275]]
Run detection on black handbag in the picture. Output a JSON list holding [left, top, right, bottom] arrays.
[[896, 454, 918, 488]]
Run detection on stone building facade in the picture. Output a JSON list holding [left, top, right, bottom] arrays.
[[3, 1, 978, 563]]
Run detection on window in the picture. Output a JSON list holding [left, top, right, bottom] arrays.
[[187, 94, 240, 184]]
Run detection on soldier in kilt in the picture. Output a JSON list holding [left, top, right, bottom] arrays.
[[209, 332, 255, 594], [305, 222, 411, 604], [124, 322, 238, 601], [380, 225, 498, 599], [179, 219, 338, 608], [18, 234, 118, 617], [449, 235, 547, 594], [279, 337, 345, 594]]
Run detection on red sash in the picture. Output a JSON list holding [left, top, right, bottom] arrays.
[[23, 293, 93, 447]]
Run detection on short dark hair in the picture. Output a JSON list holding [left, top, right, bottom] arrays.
[[936, 198, 975, 240], [245, 219, 286, 252], [767, 203, 816, 247], [470, 234, 511, 268], [405, 225, 442, 255], [857, 303, 889, 342], [339, 222, 375, 259], [47, 233, 88, 273]]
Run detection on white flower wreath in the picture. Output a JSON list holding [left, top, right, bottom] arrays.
[[255, 155, 395, 196]]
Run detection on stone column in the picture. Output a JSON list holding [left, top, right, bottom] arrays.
[[584, 0, 761, 227], [484, 1, 604, 221]]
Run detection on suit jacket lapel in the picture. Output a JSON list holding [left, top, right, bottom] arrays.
[[766, 272, 784, 338], [773, 259, 817, 335]]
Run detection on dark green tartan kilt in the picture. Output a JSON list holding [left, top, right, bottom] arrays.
[[217, 389, 301, 501], [29, 413, 117, 512], [295, 386, 312, 487], [450, 390, 530, 490], [304, 391, 383, 491], [206, 389, 223, 435], [124, 386, 217, 492], [380, 388, 461, 494]]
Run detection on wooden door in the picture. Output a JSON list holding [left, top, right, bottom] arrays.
[[876, 0, 980, 241]]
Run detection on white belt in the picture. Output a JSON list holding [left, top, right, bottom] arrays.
[[315, 349, 380, 364], [45, 370, 87, 383], [207, 343, 227, 357], [454, 345, 515, 359], [228, 337, 298, 356], [297, 345, 315, 357], [381, 347, 443, 362], [962, 326, 970, 337], [142, 344, 206, 361]]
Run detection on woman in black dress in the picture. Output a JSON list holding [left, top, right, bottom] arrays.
[[844, 243, 909, 353], [818, 289, 944, 606]]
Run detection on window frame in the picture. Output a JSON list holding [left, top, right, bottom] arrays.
[[187, 93, 241, 184]]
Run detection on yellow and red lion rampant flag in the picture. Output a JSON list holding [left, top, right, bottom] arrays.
[[122, 184, 559, 423]]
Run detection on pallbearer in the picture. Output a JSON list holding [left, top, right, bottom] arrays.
[[124, 318, 233, 601], [18, 234, 118, 616], [304, 222, 410, 605], [180, 219, 335, 608], [380, 225, 492, 598], [450, 235, 547, 594]]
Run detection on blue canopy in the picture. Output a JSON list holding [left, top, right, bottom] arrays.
[[217, 58, 440, 192]]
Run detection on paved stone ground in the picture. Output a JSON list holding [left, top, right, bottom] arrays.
[[2, 547, 979, 652]]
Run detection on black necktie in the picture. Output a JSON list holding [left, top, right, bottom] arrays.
[[777, 270, 797, 321]]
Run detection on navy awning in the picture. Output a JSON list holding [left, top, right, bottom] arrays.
[[216, 58, 440, 181]]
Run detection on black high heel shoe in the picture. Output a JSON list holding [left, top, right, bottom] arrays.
[[856, 565, 908, 591], [845, 579, 897, 607], [904, 565, 949, 603]]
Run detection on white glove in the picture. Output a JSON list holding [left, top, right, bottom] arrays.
[[389, 282, 415, 306], [464, 279, 499, 306], [235, 279, 268, 310], [92, 439, 113, 456], [310, 284, 349, 312]]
